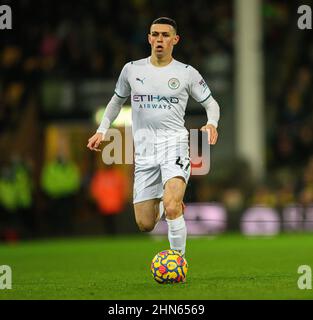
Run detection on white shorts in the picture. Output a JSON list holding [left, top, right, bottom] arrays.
[[133, 144, 191, 204]]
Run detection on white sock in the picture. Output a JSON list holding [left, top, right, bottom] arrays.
[[166, 215, 187, 255]]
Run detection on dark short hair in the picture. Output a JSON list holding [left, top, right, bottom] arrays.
[[151, 17, 177, 33]]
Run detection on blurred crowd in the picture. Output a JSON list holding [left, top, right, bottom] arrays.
[[269, 54, 313, 169], [264, 1, 313, 169], [2, 0, 232, 77], [0, 0, 232, 130], [0, 154, 133, 241], [1, 151, 312, 239], [0, 0, 313, 239]]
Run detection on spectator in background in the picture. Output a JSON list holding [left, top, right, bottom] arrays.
[[11, 156, 35, 238], [90, 162, 130, 235], [41, 154, 81, 236], [0, 156, 33, 241], [0, 164, 19, 242]]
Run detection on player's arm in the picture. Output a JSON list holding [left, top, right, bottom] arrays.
[[200, 95, 220, 145], [87, 94, 127, 152]]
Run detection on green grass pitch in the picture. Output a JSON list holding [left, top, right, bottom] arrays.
[[0, 234, 313, 300]]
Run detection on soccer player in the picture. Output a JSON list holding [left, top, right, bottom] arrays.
[[87, 17, 220, 256]]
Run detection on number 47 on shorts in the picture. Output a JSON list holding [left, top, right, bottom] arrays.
[[175, 157, 190, 172]]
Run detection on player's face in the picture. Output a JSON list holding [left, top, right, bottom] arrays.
[[148, 24, 179, 58]]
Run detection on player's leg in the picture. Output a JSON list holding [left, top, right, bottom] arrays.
[[163, 177, 186, 219], [133, 160, 164, 232], [133, 199, 161, 232], [163, 177, 187, 255], [161, 142, 191, 255]]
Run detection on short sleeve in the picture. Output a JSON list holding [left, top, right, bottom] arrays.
[[188, 67, 211, 103], [115, 63, 131, 98]]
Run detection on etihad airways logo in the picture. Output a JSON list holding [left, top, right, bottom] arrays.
[[133, 94, 179, 110], [133, 95, 179, 103]]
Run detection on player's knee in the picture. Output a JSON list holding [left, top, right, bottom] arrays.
[[136, 219, 155, 232], [164, 200, 181, 220]]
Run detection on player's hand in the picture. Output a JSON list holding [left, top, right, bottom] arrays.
[[87, 132, 104, 152], [200, 124, 218, 145]]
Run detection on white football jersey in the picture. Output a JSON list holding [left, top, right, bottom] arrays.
[[115, 57, 211, 152]]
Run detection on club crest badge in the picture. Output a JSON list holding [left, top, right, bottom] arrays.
[[168, 78, 180, 90]]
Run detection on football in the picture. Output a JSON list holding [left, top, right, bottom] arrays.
[[150, 249, 188, 284]]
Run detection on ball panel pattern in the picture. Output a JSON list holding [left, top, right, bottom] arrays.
[[151, 249, 188, 284]]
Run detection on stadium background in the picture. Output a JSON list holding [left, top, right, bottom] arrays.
[[1, 0, 312, 239], [0, 0, 313, 300]]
